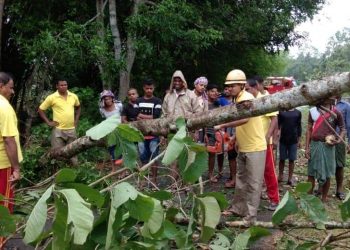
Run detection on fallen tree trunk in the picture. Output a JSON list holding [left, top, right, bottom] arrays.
[[42, 72, 350, 161]]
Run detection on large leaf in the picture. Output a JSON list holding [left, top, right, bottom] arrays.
[[106, 194, 124, 249], [209, 233, 231, 250], [180, 151, 208, 183], [116, 124, 144, 142], [112, 182, 138, 209], [145, 199, 164, 234], [62, 183, 105, 208], [86, 115, 120, 140], [146, 190, 173, 201], [197, 196, 221, 242], [52, 197, 70, 249], [232, 227, 270, 250], [272, 191, 298, 225], [295, 182, 312, 193], [24, 185, 53, 244], [0, 206, 16, 236], [162, 125, 186, 165], [55, 168, 77, 183], [119, 139, 138, 169], [59, 189, 94, 245], [127, 194, 155, 221], [299, 193, 327, 226], [339, 191, 350, 221], [200, 192, 229, 210]]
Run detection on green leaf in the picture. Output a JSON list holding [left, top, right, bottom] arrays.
[[52, 197, 70, 249], [181, 151, 208, 183], [232, 229, 250, 250], [55, 168, 77, 183], [61, 183, 105, 208], [0, 206, 16, 237], [119, 139, 138, 169], [117, 124, 144, 142], [127, 194, 155, 221], [299, 193, 327, 225], [112, 182, 138, 209], [200, 192, 229, 210], [24, 185, 53, 244], [145, 199, 164, 234], [165, 207, 179, 221], [197, 196, 221, 242], [59, 189, 94, 245], [106, 130, 118, 147], [175, 117, 186, 129], [162, 136, 185, 166], [146, 190, 173, 201], [296, 242, 318, 250], [295, 182, 312, 193], [209, 233, 231, 250], [339, 191, 350, 221], [162, 220, 179, 240], [272, 191, 298, 224], [86, 115, 120, 140], [232, 227, 270, 250], [248, 226, 271, 242]]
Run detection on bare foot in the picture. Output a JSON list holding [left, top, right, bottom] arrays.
[[225, 180, 235, 188]]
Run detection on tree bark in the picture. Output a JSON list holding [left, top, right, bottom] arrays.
[[96, 0, 110, 89], [117, 0, 140, 100], [40, 72, 350, 161]]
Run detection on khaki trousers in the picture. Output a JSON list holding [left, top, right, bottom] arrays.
[[51, 128, 78, 166], [231, 150, 266, 221]]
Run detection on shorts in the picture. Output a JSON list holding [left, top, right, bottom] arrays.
[[228, 148, 238, 160], [138, 137, 160, 164], [279, 142, 297, 161]]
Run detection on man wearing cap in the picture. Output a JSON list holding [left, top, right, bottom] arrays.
[[215, 69, 267, 222], [38, 78, 81, 165]]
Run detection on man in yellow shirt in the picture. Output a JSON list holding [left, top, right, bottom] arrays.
[[215, 69, 267, 223], [0, 72, 23, 215], [38, 79, 81, 165]]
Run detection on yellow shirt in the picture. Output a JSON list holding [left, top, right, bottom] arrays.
[[39, 91, 80, 130], [0, 95, 23, 169], [235, 90, 267, 152], [258, 92, 278, 144]]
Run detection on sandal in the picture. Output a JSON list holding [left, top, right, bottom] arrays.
[[336, 192, 345, 200], [225, 180, 235, 188]]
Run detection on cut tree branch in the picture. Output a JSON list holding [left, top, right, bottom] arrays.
[[40, 72, 350, 162]]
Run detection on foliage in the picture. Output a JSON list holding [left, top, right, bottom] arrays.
[[285, 27, 350, 82], [272, 182, 327, 228]]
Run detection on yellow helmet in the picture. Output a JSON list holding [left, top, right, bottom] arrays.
[[225, 69, 246, 85]]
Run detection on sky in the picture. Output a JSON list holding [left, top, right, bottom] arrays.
[[289, 0, 350, 56]]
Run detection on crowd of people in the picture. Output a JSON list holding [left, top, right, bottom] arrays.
[[0, 68, 349, 227]]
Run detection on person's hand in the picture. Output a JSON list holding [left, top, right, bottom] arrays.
[[204, 135, 209, 145], [48, 121, 59, 127], [9, 168, 20, 189], [214, 125, 221, 131], [305, 147, 310, 160]]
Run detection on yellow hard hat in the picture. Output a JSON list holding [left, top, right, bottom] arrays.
[[225, 69, 246, 85]]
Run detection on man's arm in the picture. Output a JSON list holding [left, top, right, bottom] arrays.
[[345, 104, 350, 143], [266, 116, 277, 142], [305, 112, 313, 159], [214, 118, 249, 130], [74, 105, 81, 127], [4, 136, 20, 181], [38, 108, 58, 127]]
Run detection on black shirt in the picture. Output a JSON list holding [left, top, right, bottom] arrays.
[[136, 96, 162, 119], [278, 109, 302, 145], [121, 102, 139, 122]]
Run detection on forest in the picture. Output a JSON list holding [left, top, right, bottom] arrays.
[[2, 0, 350, 249]]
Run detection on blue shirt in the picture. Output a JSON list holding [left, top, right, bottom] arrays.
[[336, 100, 350, 143], [219, 97, 231, 106]]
